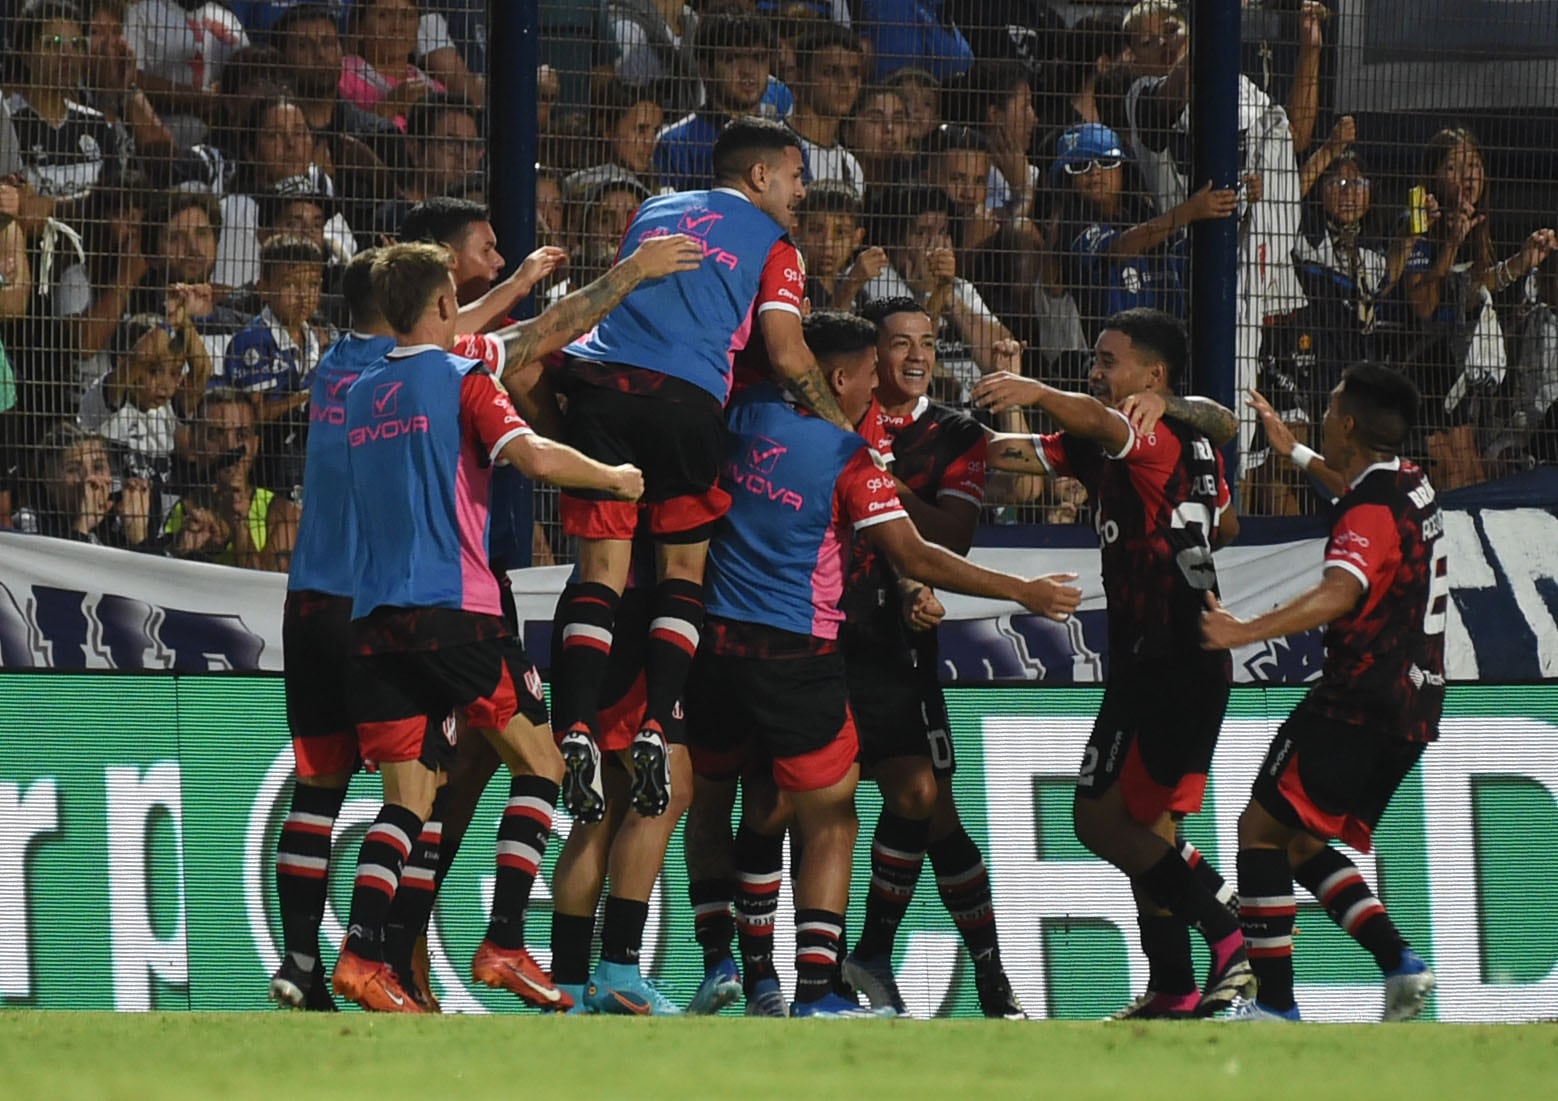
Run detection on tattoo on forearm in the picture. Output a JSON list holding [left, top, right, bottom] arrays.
[[999, 444, 1042, 472], [1165, 395, 1238, 447], [501, 260, 642, 373]]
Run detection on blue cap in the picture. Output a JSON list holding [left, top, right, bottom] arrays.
[[1050, 123, 1128, 186]]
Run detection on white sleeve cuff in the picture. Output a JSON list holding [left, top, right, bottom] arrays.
[[757, 301, 802, 317], [852, 508, 907, 532], [1325, 558, 1370, 592], [1103, 408, 1135, 460], [488, 426, 533, 465], [1030, 435, 1056, 475]]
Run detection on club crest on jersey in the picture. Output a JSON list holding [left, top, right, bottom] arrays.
[[524, 666, 544, 701], [748, 436, 787, 473]]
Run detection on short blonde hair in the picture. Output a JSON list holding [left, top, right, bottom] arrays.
[[370, 242, 454, 335]]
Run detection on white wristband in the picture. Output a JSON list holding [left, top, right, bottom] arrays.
[[1290, 444, 1319, 472]]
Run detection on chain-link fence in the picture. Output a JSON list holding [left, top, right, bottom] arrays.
[[0, 1, 1554, 568]]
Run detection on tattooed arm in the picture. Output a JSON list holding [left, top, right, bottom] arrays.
[[1117, 392, 1240, 448], [493, 234, 703, 380], [760, 307, 854, 431], [983, 432, 1050, 476]]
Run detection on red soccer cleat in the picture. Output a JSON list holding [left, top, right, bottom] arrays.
[[332, 945, 426, 1014], [472, 940, 574, 1010]]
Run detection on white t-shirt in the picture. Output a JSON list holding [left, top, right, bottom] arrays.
[[794, 130, 865, 195], [79, 380, 179, 464], [126, 1, 249, 91]]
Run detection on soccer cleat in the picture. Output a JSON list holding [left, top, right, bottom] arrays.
[[1105, 989, 1198, 1021], [553, 982, 594, 1015], [629, 721, 672, 818], [269, 955, 337, 1011], [331, 946, 424, 1013], [1197, 946, 1258, 1017], [687, 956, 743, 1015], [842, 951, 909, 1016], [472, 940, 573, 1010], [1224, 996, 1301, 1022], [974, 966, 1028, 1020], [585, 960, 683, 1016], [789, 992, 884, 1018], [1382, 948, 1436, 1022], [560, 726, 606, 825], [744, 977, 789, 1018]]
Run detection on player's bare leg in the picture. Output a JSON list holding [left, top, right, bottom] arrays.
[[787, 765, 867, 1016]]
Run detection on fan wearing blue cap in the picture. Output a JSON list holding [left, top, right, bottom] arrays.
[[1050, 122, 1236, 340]]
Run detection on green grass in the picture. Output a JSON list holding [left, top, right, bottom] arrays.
[[2, 1014, 1556, 1100]]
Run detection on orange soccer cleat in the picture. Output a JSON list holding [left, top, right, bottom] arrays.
[[332, 945, 426, 1014], [472, 940, 574, 1011]]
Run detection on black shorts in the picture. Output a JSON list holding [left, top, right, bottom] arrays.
[[685, 636, 858, 793], [283, 589, 356, 778], [559, 368, 729, 541], [1074, 659, 1230, 824], [846, 647, 955, 775], [349, 637, 549, 768], [1252, 703, 1425, 854]]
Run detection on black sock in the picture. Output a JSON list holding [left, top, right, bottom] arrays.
[[275, 782, 347, 972], [552, 582, 622, 734], [794, 908, 845, 1004], [928, 827, 1001, 967], [733, 824, 784, 991], [485, 775, 557, 950], [1138, 912, 1196, 996], [550, 911, 595, 986], [1238, 847, 1298, 1011], [600, 895, 651, 965], [1138, 848, 1242, 943], [690, 877, 735, 970], [344, 803, 423, 960], [384, 787, 447, 977], [1178, 834, 1236, 910], [643, 577, 703, 732], [856, 810, 929, 959], [1293, 845, 1406, 972]]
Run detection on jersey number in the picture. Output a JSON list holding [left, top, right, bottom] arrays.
[[1422, 538, 1449, 636]]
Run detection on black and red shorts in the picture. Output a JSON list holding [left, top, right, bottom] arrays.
[[685, 619, 858, 793], [349, 636, 550, 769], [559, 363, 731, 542], [1074, 658, 1231, 824], [845, 643, 956, 776], [283, 589, 356, 778], [1251, 703, 1425, 854]]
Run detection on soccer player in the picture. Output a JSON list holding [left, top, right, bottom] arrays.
[[1202, 370, 1444, 1022], [552, 116, 854, 830], [329, 242, 642, 1013], [973, 308, 1254, 1017], [270, 249, 393, 1012], [686, 310, 1082, 1017], [838, 296, 1025, 1018]]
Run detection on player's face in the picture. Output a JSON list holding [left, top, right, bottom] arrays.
[[611, 100, 663, 175], [1089, 328, 1157, 406], [875, 309, 937, 406], [829, 346, 879, 425], [1321, 385, 1351, 470], [795, 212, 858, 278], [451, 220, 504, 301], [756, 146, 807, 228]]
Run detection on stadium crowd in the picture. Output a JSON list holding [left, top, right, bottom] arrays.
[[0, 0, 1554, 566]]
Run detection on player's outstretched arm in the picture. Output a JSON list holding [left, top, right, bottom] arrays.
[[494, 234, 705, 374], [760, 308, 854, 431], [457, 246, 568, 335], [972, 372, 1130, 454], [1200, 571, 1360, 650], [867, 515, 1082, 621], [1248, 388, 1348, 500], [499, 434, 644, 500], [1118, 391, 1239, 447], [892, 489, 980, 555], [982, 431, 1049, 476]]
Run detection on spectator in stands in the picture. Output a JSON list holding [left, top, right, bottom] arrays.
[[956, 61, 1038, 225], [1037, 14, 1128, 153], [12, 421, 158, 546], [1499, 252, 1558, 467], [535, 165, 565, 248], [370, 92, 480, 240], [560, 166, 649, 292], [882, 66, 940, 148], [0, 181, 33, 321], [1051, 122, 1235, 342], [1384, 126, 1557, 491], [228, 177, 348, 326], [78, 305, 213, 505], [338, 0, 444, 132], [221, 234, 328, 491], [79, 0, 175, 164], [163, 385, 296, 568], [125, 0, 250, 145], [841, 84, 914, 192], [601, 0, 701, 118], [922, 123, 1000, 261], [210, 94, 356, 289], [588, 84, 664, 193], [269, 3, 402, 171], [653, 11, 781, 191], [943, 0, 1061, 84], [793, 180, 884, 312], [5, 1, 127, 228], [863, 184, 1019, 402], [856, 0, 972, 82], [173, 43, 283, 193], [52, 179, 151, 393], [783, 22, 865, 192], [131, 190, 247, 338]]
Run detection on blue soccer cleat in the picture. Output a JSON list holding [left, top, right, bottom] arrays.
[[841, 951, 908, 1016], [687, 956, 742, 1016], [585, 960, 683, 1016], [744, 977, 789, 1018], [1383, 948, 1436, 1022], [1224, 997, 1301, 1022], [789, 991, 883, 1019]]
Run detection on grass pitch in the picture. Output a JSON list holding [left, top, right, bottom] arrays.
[[2, 1013, 1555, 1101]]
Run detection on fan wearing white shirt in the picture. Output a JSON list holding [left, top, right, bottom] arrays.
[[783, 23, 866, 195]]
